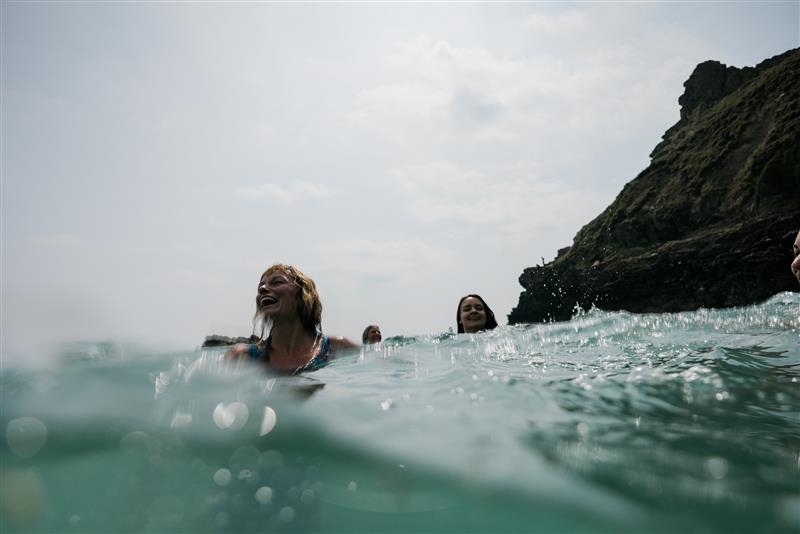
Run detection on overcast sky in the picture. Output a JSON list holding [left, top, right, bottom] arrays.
[[2, 1, 798, 365]]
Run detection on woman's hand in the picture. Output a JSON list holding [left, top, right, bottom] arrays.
[[226, 343, 252, 360]]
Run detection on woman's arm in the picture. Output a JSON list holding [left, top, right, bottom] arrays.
[[328, 336, 360, 351], [226, 343, 255, 360]]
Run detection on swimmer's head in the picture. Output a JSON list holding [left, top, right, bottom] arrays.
[[362, 325, 382, 344], [255, 264, 322, 337], [456, 294, 498, 334]]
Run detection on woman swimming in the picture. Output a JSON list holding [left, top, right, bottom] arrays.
[[456, 294, 499, 334], [362, 324, 382, 344], [227, 264, 358, 373]]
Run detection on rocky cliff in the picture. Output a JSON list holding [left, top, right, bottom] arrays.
[[509, 48, 800, 323]]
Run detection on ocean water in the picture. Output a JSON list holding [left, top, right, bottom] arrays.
[[2, 293, 799, 533]]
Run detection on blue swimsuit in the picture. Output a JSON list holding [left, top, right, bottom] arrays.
[[248, 335, 333, 374]]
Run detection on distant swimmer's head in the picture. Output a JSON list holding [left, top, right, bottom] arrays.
[[362, 325, 382, 344], [792, 231, 800, 284], [255, 264, 322, 336], [457, 294, 498, 334]]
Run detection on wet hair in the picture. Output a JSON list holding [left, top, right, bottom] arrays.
[[362, 324, 381, 344], [254, 264, 322, 338], [456, 294, 498, 333]]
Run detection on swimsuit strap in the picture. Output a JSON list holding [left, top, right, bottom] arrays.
[[250, 335, 332, 373], [249, 336, 270, 361]]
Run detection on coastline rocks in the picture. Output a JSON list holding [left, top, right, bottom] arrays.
[[510, 48, 800, 323]]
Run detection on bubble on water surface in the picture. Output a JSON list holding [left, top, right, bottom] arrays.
[[255, 486, 273, 504], [260, 406, 277, 436], [6, 417, 48, 458], [348, 481, 358, 492], [380, 398, 393, 411], [279, 506, 295, 522], [213, 469, 232, 487], [68, 515, 80, 526]]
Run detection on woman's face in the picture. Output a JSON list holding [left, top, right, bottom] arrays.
[[257, 271, 299, 318], [366, 326, 382, 344], [459, 296, 487, 333]]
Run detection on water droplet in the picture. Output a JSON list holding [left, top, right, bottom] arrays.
[[213, 402, 249, 430], [347, 481, 358, 492], [213, 468, 232, 487], [6, 417, 48, 458], [380, 399, 393, 411], [260, 407, 277, 436], [255, 486, 273, 504], [634, 416, 641, 429], [705, 457, 728, 480], [279, 506, 295, 523]]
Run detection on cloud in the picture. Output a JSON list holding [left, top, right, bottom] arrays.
[[345, 33, 691, 148], [387, 161, 604, 237], [234, 181, 330, 204], [524, 10, 590, 33], [315, 237, 456, 280]]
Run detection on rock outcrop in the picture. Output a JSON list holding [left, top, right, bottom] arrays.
[[509, 48, 800, 323]]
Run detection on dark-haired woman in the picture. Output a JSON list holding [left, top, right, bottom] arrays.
[[456, 294, 498, 333], [362, 324, 382, 344], [227, 263, 358, 373]]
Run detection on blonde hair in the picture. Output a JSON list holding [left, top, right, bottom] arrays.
[[254, 264, 322, 339]]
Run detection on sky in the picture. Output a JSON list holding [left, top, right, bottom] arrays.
[[2, 1, 799, 365]]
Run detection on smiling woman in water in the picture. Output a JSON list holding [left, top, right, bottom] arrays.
[[456, 294, 498, 334], [227, 264, 358, 373]]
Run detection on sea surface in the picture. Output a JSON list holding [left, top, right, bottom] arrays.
[[3, 293, 799, 533]]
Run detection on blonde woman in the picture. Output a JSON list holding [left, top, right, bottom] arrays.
[[227, 264, 358, 373]]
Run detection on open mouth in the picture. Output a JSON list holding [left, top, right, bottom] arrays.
[[259, 295, 278, 307], [467, 314, 482, 321]]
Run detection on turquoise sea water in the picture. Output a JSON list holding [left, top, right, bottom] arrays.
[[3, 293, 799, 533]]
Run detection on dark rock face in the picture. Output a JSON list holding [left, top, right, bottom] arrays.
[[510, 48, 800, 324]]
